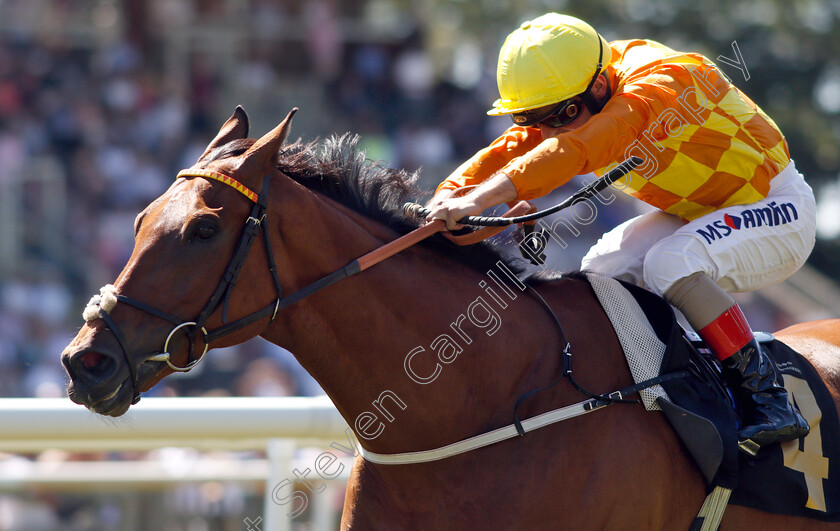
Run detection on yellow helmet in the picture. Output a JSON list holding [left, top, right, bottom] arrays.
[[488, 13, 609, 116]]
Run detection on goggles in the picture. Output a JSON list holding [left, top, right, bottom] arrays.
[[511, 99, 582, 128]]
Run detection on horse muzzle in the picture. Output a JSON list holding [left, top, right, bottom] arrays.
[[61, 344, 136, 416]]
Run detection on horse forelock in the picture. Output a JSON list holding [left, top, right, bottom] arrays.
[[201, 138, 255, 167], [203, 133, 523, 275]]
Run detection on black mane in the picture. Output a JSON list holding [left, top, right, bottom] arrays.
[[274, 134, 523, 275]]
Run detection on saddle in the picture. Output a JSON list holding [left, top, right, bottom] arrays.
[[583, 273, 840, 522]]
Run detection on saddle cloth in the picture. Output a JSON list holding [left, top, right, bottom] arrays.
[[584, 272, 840, 521]]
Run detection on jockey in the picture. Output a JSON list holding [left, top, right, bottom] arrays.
[[427, 13, 815, 450]]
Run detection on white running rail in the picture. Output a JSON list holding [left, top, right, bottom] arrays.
[[0, 396, 352, 531]]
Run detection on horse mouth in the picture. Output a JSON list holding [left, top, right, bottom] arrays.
[[69, 377, 133, 417], [136, 358, 168, 392], [65, 340, 172, 416]]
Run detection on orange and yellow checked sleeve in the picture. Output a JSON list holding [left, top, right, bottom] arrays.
[[435, 92, 652, 201], [435, 127, 542, 195], [500, 95, 651, 199]]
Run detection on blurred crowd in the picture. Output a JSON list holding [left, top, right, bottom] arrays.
[[0, 0, 515, 402], [0, 0, 799, 404]]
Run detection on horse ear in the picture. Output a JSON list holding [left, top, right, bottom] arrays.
[[240, 107, 298, 171], [196, 106, 250, 163]]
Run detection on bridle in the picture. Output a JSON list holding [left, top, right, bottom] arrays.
[[84, 167, 445, 404], [86, 169, 285, 404]]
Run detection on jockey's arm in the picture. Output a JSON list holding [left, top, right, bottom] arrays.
[[426, 126, 540, 229], [427, 94, 647, 230], [429, 126, 541, 200]]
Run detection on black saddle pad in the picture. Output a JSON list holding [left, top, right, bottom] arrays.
[[613, 280, 840, 521], [730, 339, 840, 519]]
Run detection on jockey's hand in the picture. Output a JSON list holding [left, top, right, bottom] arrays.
[[426, 195, 483, 231], [427, 173, 518, 231], [425, 188, 456, 211]]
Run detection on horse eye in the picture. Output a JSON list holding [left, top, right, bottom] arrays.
[[194, 224, 216, 241]]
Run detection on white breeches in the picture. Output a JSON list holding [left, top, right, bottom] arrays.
[[581, 161, 817, 296]]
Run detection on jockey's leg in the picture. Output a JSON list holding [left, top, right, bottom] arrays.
[[663, 271, 809, 450], [640, 161, 816, 450]]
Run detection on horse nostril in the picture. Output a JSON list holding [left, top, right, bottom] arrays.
[[72, 350, 115, 380], [81, 351, 104, 369]]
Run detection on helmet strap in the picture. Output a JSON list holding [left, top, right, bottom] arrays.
[[579, 36, 607, 114]]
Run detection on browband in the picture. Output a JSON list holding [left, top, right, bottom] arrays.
[[177, 169, 259, 203]]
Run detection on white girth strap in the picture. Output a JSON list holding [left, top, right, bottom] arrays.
[[359, 398, 606, 465], [359, 274, 671, 465]]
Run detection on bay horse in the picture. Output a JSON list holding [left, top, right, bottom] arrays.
[[61, 107, 840, 529]]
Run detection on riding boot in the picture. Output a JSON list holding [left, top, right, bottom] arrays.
[[699, 304, 809, 450], [721, 337, 810, 447]]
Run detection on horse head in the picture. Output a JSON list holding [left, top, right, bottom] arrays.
[[61, 106, 298, 416]]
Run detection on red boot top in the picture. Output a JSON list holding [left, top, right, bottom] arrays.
[[698, 304, 753, 361]]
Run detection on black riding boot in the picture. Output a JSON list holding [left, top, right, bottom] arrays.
[[723, 338, 810, 450]]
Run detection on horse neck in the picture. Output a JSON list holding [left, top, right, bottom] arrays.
[[260, 183, 604, 454]]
